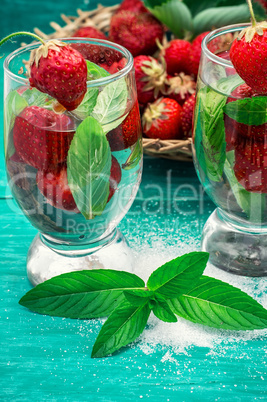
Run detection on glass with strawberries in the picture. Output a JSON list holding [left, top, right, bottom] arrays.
[[192, 20, 267, 276], [3, 36, 142, 285]]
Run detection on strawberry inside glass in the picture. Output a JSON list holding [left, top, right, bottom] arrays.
[[192, 24, 267, 277], [4, 38, 142, 285]]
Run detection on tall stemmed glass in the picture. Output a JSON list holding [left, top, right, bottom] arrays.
[[4, 38, 142, 285], [192, 24, 267, 276]]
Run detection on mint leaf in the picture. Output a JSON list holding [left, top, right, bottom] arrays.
[[169, 276, 267, 330], [86, 60, 110, 80], [224, 96, 267, 126], [67, 116, 112, 219], [147, 252, 209, 298], [215, 75, 244, 96], [5, 89, 28, 134], [224, 151, 265, 221], [19, 270, 145, 319], [21, 87, 54, 107], [193, 4, 264, 36], [91, 77, 128, 133], [144, 0, 193, 38], [122, 139, 142, 171], [124, 289, 154, 306], [91, 300, 151, 358], [198, 86, 226, 182], [152, 298, 177, 323], [71, 88, 99, 120]]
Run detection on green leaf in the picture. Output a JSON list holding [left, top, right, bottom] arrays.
[[71, 88, 99, 120], [91, 300, 151, 358], [193, 4, 265, 36], [152, 298, 177, 323], [122, 139, 142, 170], [124, 289, 154, 306], [169, 276, 267, 330], [147, 252, 209, 298], [215, 75, 244, 96], [91, 77, 128, 133], [144, 0, 193, 38], [199, 86, 226, 182], [4, 89, 28, 134], [67, 116, 112, 219], [19, 269, 145, 319], [224, 151, 265, 222], [21, 87, 54, 107], [224, 96, 267, 126], [86, 60, 110, 80]]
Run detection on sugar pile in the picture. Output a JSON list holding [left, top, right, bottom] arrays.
[[130, 238, 267, 357]]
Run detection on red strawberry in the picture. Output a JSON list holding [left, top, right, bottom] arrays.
[[180, 93, 196, 137], [29, 40, 87, 111], [13, 106, 75, 171], [107, 101, 141, 151], [108, 156, 122, 202], [142, 97, 183, 140], [71, 42, 122, 70], [161, 39, 192, 75], [109, 11, 164, 57], [230, 21, 267, 94], [188, 32, 210, 77], [36, 156, 121, 211], [224, 84, 264, 151], [234, 138, 267, 193], [36, 164, 79, 212], [72, 26, 106, 40], [134, 55, 167, 105], [166, 73, 196, 106], [117, 0, 148, 14]]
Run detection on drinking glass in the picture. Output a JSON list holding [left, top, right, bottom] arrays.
[[192, 24, 267, 276], [4, 38, 142, 285]]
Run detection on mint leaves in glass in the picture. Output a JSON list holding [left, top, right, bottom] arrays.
[[192, 24, 267, 276], [4, 38, 142, 285]]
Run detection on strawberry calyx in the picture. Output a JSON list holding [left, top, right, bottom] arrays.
[[166, 73, 196, 101], [140, 57, 167, 97], [238, 21, 267, 42], [142, 97, 169, 131], [31, 40, 66, 67]]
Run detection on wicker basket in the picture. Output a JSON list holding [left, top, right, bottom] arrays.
[[31, 4, 193, 161]]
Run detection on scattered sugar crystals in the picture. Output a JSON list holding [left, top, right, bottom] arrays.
[[129, 238, 267, 357]]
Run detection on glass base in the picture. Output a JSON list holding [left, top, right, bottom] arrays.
[[202, 209, 267, 277], [27, 229, 134, 286]]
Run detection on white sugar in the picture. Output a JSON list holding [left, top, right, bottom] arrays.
[[130, 239, 267, 357]]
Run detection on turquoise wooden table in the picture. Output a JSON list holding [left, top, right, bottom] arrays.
[[1, 1, 267, 400]]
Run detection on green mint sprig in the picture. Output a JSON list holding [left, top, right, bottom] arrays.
[[19, 252, 267, 358]]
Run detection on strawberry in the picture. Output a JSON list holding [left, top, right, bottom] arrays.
[[108, 156, 122, 202], [72, 26, 106, 40], [134, 55, 167, 105], [13, 106, 75, 171], [36, 156, 121, 211], [36, 164, 79, 212], [29, 40, 87, 111], [161, 39, 192, 75], [180, 93, 196, 137], [109, 11, 164, 57], [188, 32, 210, 77], [230, 10, 267, 94], [234, 138, 267, 193], [166, 73, 196, 106], [117, 0, 148, 14], [142, 97, 183, 140], [224, 84, 264, 151], [70, 42, 122, 70], [107, 101, 141, 151]]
